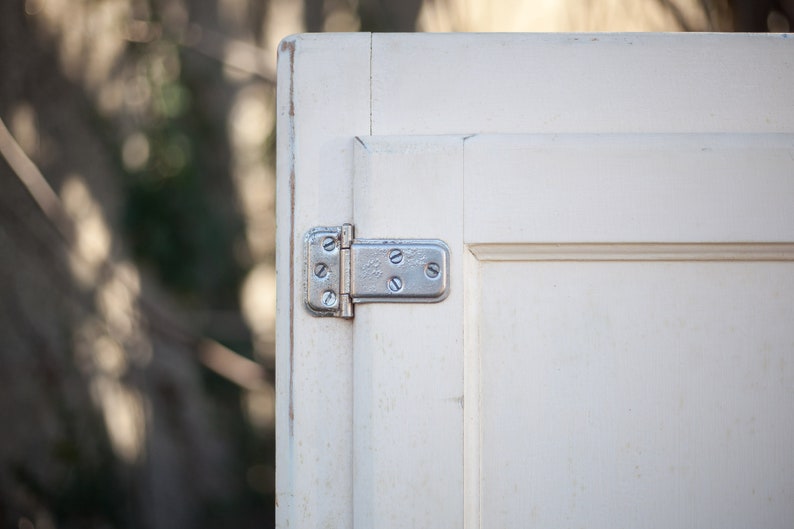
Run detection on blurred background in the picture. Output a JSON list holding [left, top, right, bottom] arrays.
[[0, 0, 790, 528]]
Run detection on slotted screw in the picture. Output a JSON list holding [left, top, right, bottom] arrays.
[[388, 248, 403, 264], [314, 263, 328, 278], [425, 262, 440, 279], [322, 290, 337, 307], [387, 276, 403, 293], [322, 237, 336, 251]]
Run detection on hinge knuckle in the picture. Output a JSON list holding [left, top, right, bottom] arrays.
[[340, 247, 351, 295], [340, 223, 354, 249]]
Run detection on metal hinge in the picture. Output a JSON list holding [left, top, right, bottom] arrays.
[[305, 224, 449, 319]]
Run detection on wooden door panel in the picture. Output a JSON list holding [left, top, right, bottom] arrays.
[[351, 133, 794, 528], [464, 134, 794, 244], [352, 136, 465, 529], [463, 134, 794, 528], [476, 259, 794, 528]]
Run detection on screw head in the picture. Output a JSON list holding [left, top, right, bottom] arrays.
[[388, 248, 403, 264], [321, 290, 337, 307], [314, 263, 329, 278], [322, 237, 336, 252], [387, 276, 403, 293], [425, 262, 440, 279]]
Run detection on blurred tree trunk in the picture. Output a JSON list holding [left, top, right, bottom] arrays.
[[358, 0, 424, 31], [0, 2, 249, 528], [731, 0, 793, 30], [304, 0, 325, 31]]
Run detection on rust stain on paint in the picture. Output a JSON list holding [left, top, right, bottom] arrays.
[[280, 37, 297, 434], [280, 39, 296, 118]]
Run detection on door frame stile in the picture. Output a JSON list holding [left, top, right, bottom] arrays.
[[276, 33, 372, 529]]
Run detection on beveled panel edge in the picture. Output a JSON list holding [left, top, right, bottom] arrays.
[[469, 243, 794, 262]]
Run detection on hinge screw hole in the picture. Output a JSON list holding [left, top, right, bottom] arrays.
[[322, 290, 337, 307], [425, 262, 440, 279], [387, 277, 403, 293], [388, 249, 403, 264], [322, 237, 336, 251], [314, 263, 329, 278]]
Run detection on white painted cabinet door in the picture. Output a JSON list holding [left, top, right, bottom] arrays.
[[276, 34, 794, 529], [352, 133, 794, 529]]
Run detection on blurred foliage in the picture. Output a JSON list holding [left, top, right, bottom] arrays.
[[119, 37, 245, 307], [123, 123, 244, 303], [0, 0, 274, 526]]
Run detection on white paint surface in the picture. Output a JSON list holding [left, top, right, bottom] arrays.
[[478, 259, 794, 529], [352, 136, 465, 529], [371, 33, 794, 136], [275, 33, 369, 529]]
